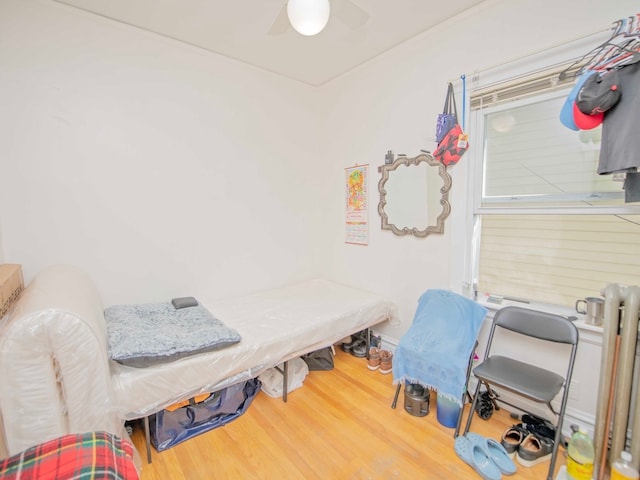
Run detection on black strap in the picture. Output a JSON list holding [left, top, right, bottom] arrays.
[[442, 84, 451, 112], [443, 83, 458, 119]]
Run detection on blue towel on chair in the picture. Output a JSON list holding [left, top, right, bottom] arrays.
[[393, 289, 487, 407]]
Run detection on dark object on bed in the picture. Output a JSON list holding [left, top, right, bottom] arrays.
[[171, 296, 199, 309], [0, 431, 139, 480], [104, 302, 241, 367], [150, 378, 261, 452]]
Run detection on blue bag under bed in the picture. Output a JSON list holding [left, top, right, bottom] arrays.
[[150, 378, 261, 452]]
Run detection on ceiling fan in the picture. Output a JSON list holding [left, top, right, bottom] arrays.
[[268, 0, 370, 36]]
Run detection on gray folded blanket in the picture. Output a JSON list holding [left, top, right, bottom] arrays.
[[104, 302, 241, 368]]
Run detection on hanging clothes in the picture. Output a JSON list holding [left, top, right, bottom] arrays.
[[597, 61, 640, 175], [557, 13, 640, 181], [559, 14, 640, 79]]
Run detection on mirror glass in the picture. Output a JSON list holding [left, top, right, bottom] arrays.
[[378, 152, 452, 237]]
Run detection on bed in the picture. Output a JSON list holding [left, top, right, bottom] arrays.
[[0, 265, 398, 461], [112, 278, 398, 418]]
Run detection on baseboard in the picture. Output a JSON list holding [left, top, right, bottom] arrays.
[[378, 333, 398, 352]]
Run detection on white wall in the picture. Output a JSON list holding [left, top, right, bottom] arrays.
[[0, 0, 324, 305], [317, 0, 637, 337], [316, 0, 637, 428], [2, 0, 635, 321], [0, 0, 636, 430]]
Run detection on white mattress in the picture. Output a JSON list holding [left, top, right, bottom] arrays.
[[113, 279, 398, 418]]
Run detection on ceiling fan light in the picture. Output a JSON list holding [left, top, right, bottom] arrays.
[[287, 0, 331, 36]]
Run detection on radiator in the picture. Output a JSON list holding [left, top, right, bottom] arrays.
[[593, 284, 640, 480]]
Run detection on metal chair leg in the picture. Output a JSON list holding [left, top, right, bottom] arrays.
[[463, 381, 483, 436], [391, 383, 402, 409], [454, 342, 478, 438]]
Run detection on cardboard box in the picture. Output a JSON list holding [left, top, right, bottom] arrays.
[[0, 264, 23, 317]]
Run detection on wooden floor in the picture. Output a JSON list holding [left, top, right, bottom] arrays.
[[130, 349, 566, 479]]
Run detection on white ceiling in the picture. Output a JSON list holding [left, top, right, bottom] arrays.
[[52, 0, 486, 86]]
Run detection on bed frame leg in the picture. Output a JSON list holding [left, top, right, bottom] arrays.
[[366, 327, 371, 360], [282, 360, 288, 403], [274, 361, 289, 403], [144, 416, 152, 464]]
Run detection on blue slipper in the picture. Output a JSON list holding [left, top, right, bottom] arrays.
[[467, 432, 517, 475], [454, 435, 502, 480]]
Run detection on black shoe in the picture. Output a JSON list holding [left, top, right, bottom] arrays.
[[351, 339, 367, 357], [525, 423, 556, 441], [521, 415, 556, 441], [521, 414, 546, 426], [475, 389, 499, 420], [341, 339, 355, 353]]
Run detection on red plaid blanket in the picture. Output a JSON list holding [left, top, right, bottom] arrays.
[[0, 431, 139, 480]]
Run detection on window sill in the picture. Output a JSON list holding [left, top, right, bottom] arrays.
[[475, 294, 604, 335]]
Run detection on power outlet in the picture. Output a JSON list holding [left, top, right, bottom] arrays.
[[568, 380, 580, 401]]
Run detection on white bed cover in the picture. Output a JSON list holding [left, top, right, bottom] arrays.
[[113, 279, 398, 419]]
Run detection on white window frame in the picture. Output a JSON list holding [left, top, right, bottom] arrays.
[[464, 81, 640, 317]]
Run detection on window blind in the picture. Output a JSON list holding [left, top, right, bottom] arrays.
[[470, 64, 581, 110], [478, 215, 640, 307]]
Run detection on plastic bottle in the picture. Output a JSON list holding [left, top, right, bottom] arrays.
[[566, 428, 594, 480], [611, 451, 640, 480]]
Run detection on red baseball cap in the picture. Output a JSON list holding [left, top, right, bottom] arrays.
[[573, 101, 603, 130]]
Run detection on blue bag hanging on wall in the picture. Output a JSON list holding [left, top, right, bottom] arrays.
[[435, 83, 458, 143], [150, 378, 261, 452], [433, 76, 469, 166]]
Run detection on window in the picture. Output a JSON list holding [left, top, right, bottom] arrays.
[[470, 70, 640, 308]]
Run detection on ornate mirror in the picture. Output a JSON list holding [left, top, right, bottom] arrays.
[[377, 152, 452, 238]]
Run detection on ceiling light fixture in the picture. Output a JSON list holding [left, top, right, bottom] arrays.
[[287, 0, 331, 36]]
